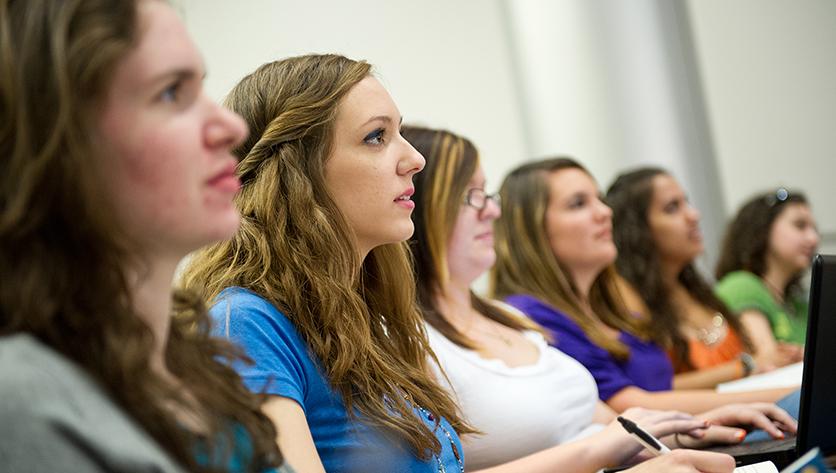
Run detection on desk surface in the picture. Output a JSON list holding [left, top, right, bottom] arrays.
[[717, 362, 803, 393]]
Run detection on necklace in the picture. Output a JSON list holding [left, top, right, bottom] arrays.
[[413, 405, 464, 473], [695, 312, 727, 346]]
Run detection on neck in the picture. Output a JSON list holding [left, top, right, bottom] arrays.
[[435, 275, 479, 330], [127, 254, 180, 376], [570, 265, 601, 305], [762, 260, 792, 300], [660, 258, 686, 288]]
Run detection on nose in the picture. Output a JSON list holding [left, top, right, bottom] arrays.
[[480, 195, 502, 220], [397, 137, 425, 176], [205, 97, 249, 151], [596, 197, 613, 220], [687, 203, 701, 222], [809, 227, 821, 247]]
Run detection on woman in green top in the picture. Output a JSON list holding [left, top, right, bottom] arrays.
[[715, 188, 819, 353]]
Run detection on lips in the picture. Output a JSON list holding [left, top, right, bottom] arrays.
[[395, 186, 415, 202], [475, 230, 493, 241], [207, 162, 240, 193], [595, 226, 612, 240]]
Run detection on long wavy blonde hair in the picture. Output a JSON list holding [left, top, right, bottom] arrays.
[[180, 54, 472, 457], [491, 158, 647, 359]]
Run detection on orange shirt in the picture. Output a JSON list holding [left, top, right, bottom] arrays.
[[669, 328, 744, 374]]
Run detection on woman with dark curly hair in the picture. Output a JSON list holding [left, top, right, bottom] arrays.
[[715, 189, 818, 355], [606, 168, 799, 390]]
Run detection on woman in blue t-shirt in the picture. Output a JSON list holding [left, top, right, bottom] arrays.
[[182, 54, 472, 472]]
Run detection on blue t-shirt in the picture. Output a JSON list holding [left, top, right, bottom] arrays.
[[505, 294, 673, 400], [210, 287, 464, 472], [196, 422, 293, 473]]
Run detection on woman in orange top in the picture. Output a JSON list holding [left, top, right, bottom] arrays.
[[606, 168, 798, 389]]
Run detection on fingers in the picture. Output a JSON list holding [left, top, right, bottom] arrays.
[[673, 450, 736, 473], [694, 425, 748, 446], [627, 450, 735, 473], [698, 403, 798, 439], [742, 404, 797, 437], [621, 409, 709, 439]]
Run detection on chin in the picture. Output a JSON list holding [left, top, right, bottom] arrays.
[[204, 212, 242, 243]]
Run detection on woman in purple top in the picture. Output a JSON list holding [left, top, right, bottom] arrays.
[[504, 293, 673, 399], [492, 157, 796, 421]]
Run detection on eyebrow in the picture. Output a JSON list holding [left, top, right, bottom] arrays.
[[146, 68, 204, 90], [359, 115, 403, 130]]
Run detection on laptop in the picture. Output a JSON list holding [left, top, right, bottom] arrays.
[[710, 254, 836, 468]]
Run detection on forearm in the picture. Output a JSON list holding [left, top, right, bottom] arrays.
[[607, 386, 796, 414], [469, 435, 619, 473], [672, 360, 742, 390]]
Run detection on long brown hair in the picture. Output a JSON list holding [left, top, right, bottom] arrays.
[[606, 167, 751, 370], [716, 189, 809, 299], [0, 0, 281, 471], [403, 125, 540, 349], [491, 157, 645, 359], [180, 55, 471, 458]]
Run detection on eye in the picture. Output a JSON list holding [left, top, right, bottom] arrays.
[[663, 199, 680, 214], [568, 194, 586, 209], [159, 80, 182, 103], [363, 128, 386, 146]]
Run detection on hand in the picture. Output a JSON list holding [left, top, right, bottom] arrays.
[[597, 407, 708, 465], [624, 450, 735, 473], [775, 343, 804, 365], [679, 403, 798, 447]]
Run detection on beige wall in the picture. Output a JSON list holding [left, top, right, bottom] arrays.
[[178, 0, 529, 194], [687, 0, 836, 252]]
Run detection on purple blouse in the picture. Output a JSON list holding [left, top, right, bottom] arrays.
[[505, 294, 673, 401]]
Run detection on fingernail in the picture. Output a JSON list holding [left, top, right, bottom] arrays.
[[736, 430, 746, 441]]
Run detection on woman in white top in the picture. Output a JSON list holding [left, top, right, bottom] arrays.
[[402, 125, 796, 472]]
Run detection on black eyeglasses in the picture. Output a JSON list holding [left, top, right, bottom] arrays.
[[463, 188, 501, 211]]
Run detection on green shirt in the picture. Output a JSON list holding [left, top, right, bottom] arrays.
[[715, 270, 808, 344]]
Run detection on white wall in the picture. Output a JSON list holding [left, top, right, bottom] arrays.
[[178, 0, 836, 261], [177, 0, 529, 194], [686, 0, 836, 253]]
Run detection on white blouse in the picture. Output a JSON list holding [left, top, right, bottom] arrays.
[[426, 322, 603, 470]]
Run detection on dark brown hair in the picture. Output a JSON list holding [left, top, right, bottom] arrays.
[[0, 0, 280, 470], [491, 157, 646, 359], [181, 55, 473, 458], [715, 190, 809, 298], [403, 125, 540, 349], [606, 167, 751, 370]]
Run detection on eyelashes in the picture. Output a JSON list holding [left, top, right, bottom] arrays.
[[363, 127, 386, 146]]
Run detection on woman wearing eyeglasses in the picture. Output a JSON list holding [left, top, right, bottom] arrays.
[[404, 126, 795, 473], [715, 189, 818, 360]]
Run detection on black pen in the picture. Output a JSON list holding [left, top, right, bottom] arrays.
[[617, 416, 672, 457]]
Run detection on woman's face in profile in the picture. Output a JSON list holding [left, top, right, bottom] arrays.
[[324, 76, 425, 257], [446, 165, 501, 284], [768, 203, 819, 274], [94, 0, 248, 258], [646, 173, 703, 267], [544, 167, 616, 276]]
